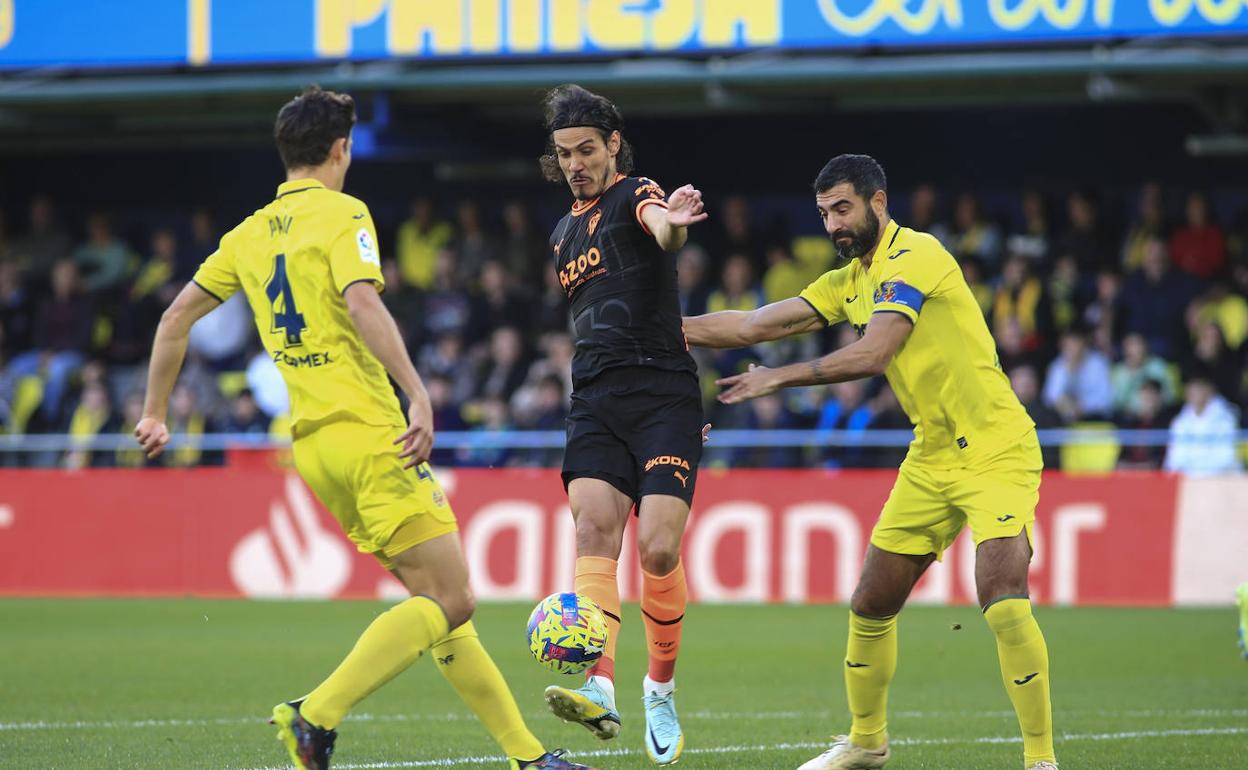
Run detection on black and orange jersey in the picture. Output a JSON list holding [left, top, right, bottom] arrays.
[[549, 173, 697, 388]]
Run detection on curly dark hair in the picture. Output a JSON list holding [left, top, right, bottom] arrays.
[[813, 154, 887, 200], [274, 85, 357, 171], [538, 84, 634, 182]]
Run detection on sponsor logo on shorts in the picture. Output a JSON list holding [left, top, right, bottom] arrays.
[[997, 514, 1016, 522], [645, 455, 691, 473], [673, 471, 688, 488]]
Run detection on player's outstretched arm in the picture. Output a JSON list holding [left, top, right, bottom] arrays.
[[716, 312, 913, 404], [684, 297, 824, 349], [135, 282, 222, 458], [642, 183, 708, 251], [343, 282, 433, 467]]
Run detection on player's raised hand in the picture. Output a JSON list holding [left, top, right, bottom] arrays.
[[666, 184, 708, 228], [396, 391, 435, 469], [716, 363, 781, 404], [133, 417, 171, 459]]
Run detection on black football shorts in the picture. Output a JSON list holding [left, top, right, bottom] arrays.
[[562, 366, 703, 508]]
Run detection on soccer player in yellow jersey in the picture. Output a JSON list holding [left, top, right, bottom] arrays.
[[133, 86, 597, 770], [683, 155, 1057, 770]]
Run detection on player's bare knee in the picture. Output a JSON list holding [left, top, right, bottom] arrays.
[[637, 534, 680, 575], [434, 587, 475, 630], [574, 513, 623, 557]]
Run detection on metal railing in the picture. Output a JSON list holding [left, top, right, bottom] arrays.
[[0, 428, 1243, 453]]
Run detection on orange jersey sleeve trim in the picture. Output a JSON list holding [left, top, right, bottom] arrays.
[[635, 198, 669, 235]]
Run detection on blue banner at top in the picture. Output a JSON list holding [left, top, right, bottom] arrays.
[[0, 1, 1244, 70]]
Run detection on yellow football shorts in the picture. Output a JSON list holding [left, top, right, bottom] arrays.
[[292, 421, 458, 569], [870, 432, 1042, 560]]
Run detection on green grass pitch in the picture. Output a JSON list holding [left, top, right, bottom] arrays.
[[1, 599, 1243, 769]]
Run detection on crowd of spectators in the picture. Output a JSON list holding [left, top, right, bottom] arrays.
[[0, 183, 1245, 472]]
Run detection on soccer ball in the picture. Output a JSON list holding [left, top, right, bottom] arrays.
[[526, 592, 609, 675]]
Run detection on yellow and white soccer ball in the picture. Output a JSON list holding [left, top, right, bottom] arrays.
[[526, 592, 609, 675]]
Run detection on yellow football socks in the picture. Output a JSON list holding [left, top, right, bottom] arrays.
[[432, 621, 546, 762], [845, 611, 898, 751], [300, 595, 449, 730], [984, 597, 1055, 766]]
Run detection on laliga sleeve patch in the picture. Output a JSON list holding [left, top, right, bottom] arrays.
[[873, 280, 924, 313], [356, 228, 379, 266]]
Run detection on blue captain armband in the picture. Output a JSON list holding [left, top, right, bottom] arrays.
[[872, 280, 924, 317]]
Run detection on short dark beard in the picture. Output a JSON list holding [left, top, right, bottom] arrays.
[[571, 165, 614, 201], [834, 206, 881, 261]]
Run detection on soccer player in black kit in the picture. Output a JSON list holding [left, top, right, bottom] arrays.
[[538, 84, 707, 766]]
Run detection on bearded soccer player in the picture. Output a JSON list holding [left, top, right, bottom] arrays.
[[537, 84, 707, 766], [683, 155, 1058, 770], [134, 86, 595, 770]]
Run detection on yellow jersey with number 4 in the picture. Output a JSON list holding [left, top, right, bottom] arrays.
[[192, 179, 402, 438], [799, 219, 1034, 468]]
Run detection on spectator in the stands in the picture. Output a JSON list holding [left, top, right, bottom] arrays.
[[993, 254, 1052, 356], [427, 372, 467, 467], [422, 248, 473, 340], [949, 193, 1003, 267], [380, 258, 424, 353], [709, 195, 763, 275], [469, 259, 529, 340], [1111, 333, 1177, 417], [1055, 189, 1115, 273], [1, 258, 94, 425], [960, 257, 993, 317], [1169, 190, 1226, 280], [11, 195, 72, 285], [114, 391, 151, 468], [707, 253, 764, 314], [762, 242, 807, 306], [1045, 254, 1082, 339], [457, 396, 513, 468], [1115, 379, 1170, 470], [1120, 236, 1199, 359], [500, 201, 544, 284], [1184, 320, 1240, 402], [1081, 268, 1124, 354], [452, 200, 497, 286], [1164, 374, 1242, 475], [63, 380, 115, 469], [162, 383, 219, 467], [395, 197, 453, 290], [1006, 189, 1052, 269], [245, 347, 289, 419], [859, 384, 913, 469], [188, 292, 253, 371], [112, 228, 182, 367], [1043, 328, 1113, 423], [417, 333, 475, 406], [182, 208, 218, 280], [1122, 182, 1166, 272], [471, 325, 529, 404], [1187, 281, 1247, 352], [731, 393, 803, 468], [677, 244, 710, 316], [0, 261, 32, 365], [222, 389, 269, 435], [814, 379, 872, 467], [73, 211, 134, 295], [1010, 363, 1061, 468], [907, 183, 950, 246], [516, 331, 575, 408]]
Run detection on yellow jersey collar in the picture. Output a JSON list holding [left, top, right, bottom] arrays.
[[866, 219, 901, 268], [276, 178, 326, 198]]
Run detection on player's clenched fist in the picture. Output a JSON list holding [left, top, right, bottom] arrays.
[[133, 417, 171, 459]]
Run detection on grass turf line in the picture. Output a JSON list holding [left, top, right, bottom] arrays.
[[0, 599, 1242, 769]]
